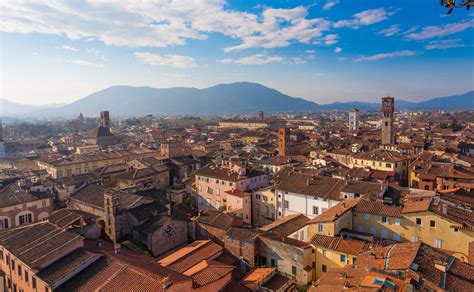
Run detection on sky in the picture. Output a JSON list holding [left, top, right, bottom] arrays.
[[0, 0, 473, 105]]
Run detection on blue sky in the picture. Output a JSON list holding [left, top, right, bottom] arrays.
[[1, 0, 473, 105]]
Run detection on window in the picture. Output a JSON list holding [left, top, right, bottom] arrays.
[[42, 200, 47, 207], [318, 224, 324, 234], [18, 264, 21, 277], [216, 188, 220, 195], [395, 218, 400, 225], [255, 194, 261, 200], [381, 229, 388, 239], [370, 228, 376, 235], [322, 265, 327, 272], [312, 262, 316, 268], [415, 218, 422, 226], [322, 250, 327, 257], [356, 226, 364, 232], [12, 259, 15, 271], [263, 196, 268, 202], [434, 239, 442, 248], [340, 255, 346, 263], [284, 200, 289, 209], [364, 213, 370, 221], [291, 266, 297, 276], [352, 258, 357, 264], [313, 206, 319, 215], [19, 213, 33, 225], [381, 216, 388, 223], [271, 259, 276, 267], [430, 220, 436, 228], [386, 163, 392, 168], [0, 218, 9, 229], [25, 271, 29, 283], [32, 277, 37, 289], [411, 236, 419, 242]]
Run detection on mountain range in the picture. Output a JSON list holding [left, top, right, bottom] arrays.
[[1, 82, 473, 117]]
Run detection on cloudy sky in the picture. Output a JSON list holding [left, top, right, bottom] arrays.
[[1, 0, 473, 105]]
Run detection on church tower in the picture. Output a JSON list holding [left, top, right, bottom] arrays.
[[348, 108, 359, 132], [278, 127, 290, 156], [381, 96, 395, 145], [100, 111, 110, 128], [104, 190, 122, 243], [0, 119, 5, 158]]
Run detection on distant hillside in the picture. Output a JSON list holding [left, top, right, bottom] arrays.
[[2, 83, 473, 117], [31, 82, 321, 116]]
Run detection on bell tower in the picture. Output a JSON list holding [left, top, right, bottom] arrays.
[[104, 190, 121, 242], [100, 111, 110, 128], [381, 96, 395, 145], [278, 127, 289, 156]]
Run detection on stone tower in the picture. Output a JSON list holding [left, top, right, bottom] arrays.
[[278, 127, 290, 156], [0, 119, 5, 158], [348, 108, 359, 132], [258, 111, 264, 121], [104, 190, 121, 243], [381, 96, 395, 145], [100, 111, 110, 128]]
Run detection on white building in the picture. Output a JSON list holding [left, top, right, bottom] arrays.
[[275, 173, 383, 219]]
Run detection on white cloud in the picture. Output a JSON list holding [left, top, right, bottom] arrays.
[[336, 57, 346, 61], [334, 47, 342, 53], [403, 26, 418, 35], [217, 54, 284, 65], [323, 0, 339, 10], [377, 25, 400, 37], [305, 50, 316, 54], [291, 57, 307, 64], [61, 45, 77, 51], [134, 52, 197, 69], [334, 8, 394, 29], [355, 50, 420, 62], [405, 20, 474, 41], [0, 1, 336, 52], [0, 1, 391, 54], [314, 34, 338, 45], [67, 59, 103, 67], [425, 38, 466, 50]]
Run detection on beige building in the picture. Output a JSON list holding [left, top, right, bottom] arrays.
[[350, 148, 412, 184], [252, 187, 277, 227], [37, 149, 157, 178]]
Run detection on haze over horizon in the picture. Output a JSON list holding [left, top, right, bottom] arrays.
[[1, 0, 473, 105]]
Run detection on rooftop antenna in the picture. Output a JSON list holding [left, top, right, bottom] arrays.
[[387, 89, 391, 97]]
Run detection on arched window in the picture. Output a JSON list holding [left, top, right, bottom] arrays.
[[16, 211, 34, 226], [38, 212, 49, 221], [0, 216, 10, 229]]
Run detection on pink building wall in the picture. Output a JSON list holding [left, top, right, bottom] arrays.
[[196, 173, 268, 212]]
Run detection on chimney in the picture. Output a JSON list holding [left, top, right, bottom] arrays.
[[442, 204, 448, 214]]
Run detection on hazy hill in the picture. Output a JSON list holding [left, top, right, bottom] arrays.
[[2, 83, 473, 117]]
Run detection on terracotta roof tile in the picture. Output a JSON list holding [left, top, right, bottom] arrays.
[[354, 199, 403, 218]]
